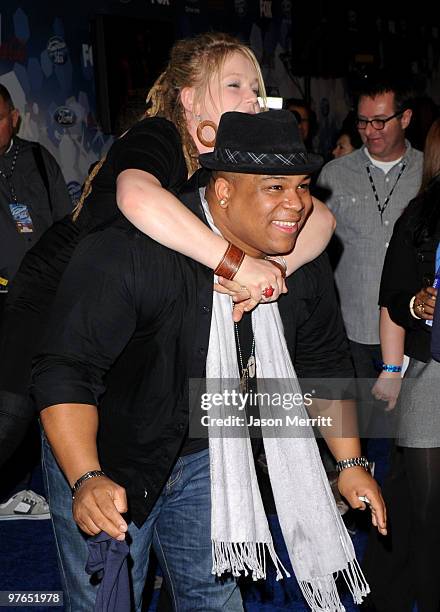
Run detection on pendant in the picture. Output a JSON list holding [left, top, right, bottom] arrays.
[[247, 355, 256, 378], [240, 368, 249, 394]]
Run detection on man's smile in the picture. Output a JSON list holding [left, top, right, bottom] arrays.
[[271, 219, 301, 233]]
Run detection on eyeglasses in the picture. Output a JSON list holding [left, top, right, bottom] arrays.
[[356, 111, 404, 131]]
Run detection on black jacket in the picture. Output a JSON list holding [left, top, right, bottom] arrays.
[[0, 136, 72, 286], [379, 196, 440, 362]]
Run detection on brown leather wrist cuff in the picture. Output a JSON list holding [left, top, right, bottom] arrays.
[[214, 242, 245, 280]]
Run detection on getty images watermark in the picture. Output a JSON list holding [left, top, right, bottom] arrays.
[[199, 389, 333, 429], [187, 379, 355, 438], [189, 377, 409, 439]]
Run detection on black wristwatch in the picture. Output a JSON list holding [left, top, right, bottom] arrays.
[[335, 457, 370, 473], [71, 470, 106, 499]]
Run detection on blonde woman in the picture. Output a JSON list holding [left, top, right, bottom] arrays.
[[114, 32, 335, 308]]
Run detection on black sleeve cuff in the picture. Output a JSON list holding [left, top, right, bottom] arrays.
[[32, 361, 104, 412]]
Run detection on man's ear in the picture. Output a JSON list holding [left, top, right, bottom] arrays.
[[180, 87, 199, 116], [214, 176, 233, 207], [11, 109, 20, 132], [401, 108, 412, 130]]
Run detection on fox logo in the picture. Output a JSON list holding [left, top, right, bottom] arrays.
[[260, 0, 272, 18]]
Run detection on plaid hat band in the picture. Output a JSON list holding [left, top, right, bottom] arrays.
[[217, 148, 310, 167]]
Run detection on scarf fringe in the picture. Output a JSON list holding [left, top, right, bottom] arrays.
[[298, 559, 370, 612], [212, 540, 291, 582], [341, 557, 371, 604]]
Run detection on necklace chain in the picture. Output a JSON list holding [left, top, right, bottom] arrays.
[[0, 143, 19, 202], [234, 321, 255, 393]]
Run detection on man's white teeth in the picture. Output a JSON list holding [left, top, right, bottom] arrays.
[[273, 220, 296, 227]]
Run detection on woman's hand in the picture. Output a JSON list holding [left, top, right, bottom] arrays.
[[372, 371, 402, 411], [234, 255, 287, 302], [413, 286, 437, 320], [338, 467, 387, 535], [214, 256, 287, 321]]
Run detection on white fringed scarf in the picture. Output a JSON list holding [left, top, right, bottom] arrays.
[[201, 192, 370, 611]]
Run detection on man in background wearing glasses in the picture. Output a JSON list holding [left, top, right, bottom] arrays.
[[316, 74, 423, 441]]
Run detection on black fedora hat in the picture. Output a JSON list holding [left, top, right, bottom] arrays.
[[199, 110, 323, 175]]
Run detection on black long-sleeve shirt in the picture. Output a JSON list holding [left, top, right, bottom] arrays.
[[379, 197, 440, 362], [32, 176, 353, 526]]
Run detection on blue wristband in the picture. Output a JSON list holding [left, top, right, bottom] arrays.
[[375, 360, 402, 373]]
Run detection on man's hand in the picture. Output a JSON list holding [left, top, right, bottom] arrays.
[[338, 467, 387, 536], [372, 371, 402, 411], [72, 475, 128, 540]]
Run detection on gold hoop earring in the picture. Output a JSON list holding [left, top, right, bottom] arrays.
[[196, 120, 217, 148]]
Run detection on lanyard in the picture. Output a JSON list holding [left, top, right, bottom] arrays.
[[366, 162, 406, 222], [0, 143, 19, 203]]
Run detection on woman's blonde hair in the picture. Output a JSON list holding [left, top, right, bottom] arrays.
[[72, 33, 265, 221], [145, 32, 266, 175]]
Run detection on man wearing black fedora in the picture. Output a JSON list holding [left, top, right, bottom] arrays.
[[32, 110, 386, 611]]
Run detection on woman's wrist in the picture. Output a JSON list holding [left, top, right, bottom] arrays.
[[409, 295, 422, 319], [374, 360, 402, 373], [379, 369, 402, 378], [214, 242, 245, 280], [264, 255, 287, 278]]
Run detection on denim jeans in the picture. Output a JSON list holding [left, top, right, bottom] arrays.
[[42, 436, 242, 611]]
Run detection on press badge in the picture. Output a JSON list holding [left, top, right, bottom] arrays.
[[9, 203, 34, 233], [0, 275, 8, 293]]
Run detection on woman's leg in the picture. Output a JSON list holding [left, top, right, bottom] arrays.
[[361, 444, 415, 612], [404, 446, 440, 612]]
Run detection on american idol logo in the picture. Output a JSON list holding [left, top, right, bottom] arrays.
[[54, 106, 76, 126], [67, 181, 82, 206], [234, 0, 247, 16], [185, 0, 199, 13], [281, 0, 291, 17], [260, 0, 272, 18], [47, 36, 68, 65]]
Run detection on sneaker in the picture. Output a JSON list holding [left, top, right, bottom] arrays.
[[0, 490, 50, 520]]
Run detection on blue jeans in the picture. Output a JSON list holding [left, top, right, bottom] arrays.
[[42, 436, 242, 611]]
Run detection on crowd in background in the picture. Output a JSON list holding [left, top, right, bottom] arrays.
[[1, 30, 440, 612]]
